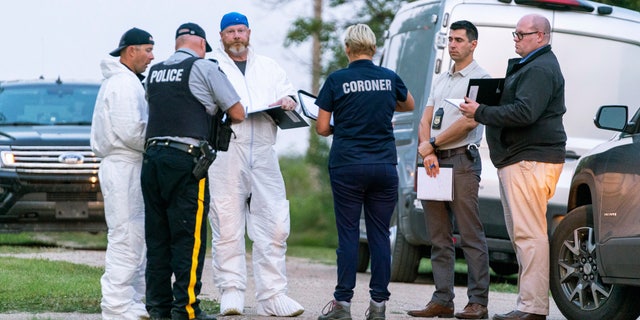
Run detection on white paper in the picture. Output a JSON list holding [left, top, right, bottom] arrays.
[[444, 98, 464, 109], [416, 165, 454, 201], [467, 85, 479, 101]]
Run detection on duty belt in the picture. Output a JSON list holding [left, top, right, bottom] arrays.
[[145, 139, 201, 157], [436, 145, 473, 159]]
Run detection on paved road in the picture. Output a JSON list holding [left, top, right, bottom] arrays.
[[0, 250, 567, 319]]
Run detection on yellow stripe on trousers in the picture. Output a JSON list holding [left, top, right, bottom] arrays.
[[186, 177, 206, 319]]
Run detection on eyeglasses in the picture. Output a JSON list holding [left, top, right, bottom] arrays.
[[512, 31, 539, 40]]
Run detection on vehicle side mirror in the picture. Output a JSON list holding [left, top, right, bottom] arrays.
[[594, 105, 628, 132]]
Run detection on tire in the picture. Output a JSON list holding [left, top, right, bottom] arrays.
[[357, 241, 370, 272], [489, 261, 518, 276], [389, 224, 421, 282], [550, 205, 640, 320]]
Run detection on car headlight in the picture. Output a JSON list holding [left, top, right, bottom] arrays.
[[0, 151, 15, 167]]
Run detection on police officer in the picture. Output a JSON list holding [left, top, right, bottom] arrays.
[[141, 22, 244, 320]]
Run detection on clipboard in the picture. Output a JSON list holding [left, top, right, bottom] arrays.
[[246, 104, 308, 130], [467, 78, 505, 106], [416, 164, 454, 201], [264, 106, 309, 129], [297, 89, 334, 126]]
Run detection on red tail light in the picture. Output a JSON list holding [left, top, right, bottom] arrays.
[[514, 0, 595, 12]]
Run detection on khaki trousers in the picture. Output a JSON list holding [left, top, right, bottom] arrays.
[[497, 161, 563, 316]]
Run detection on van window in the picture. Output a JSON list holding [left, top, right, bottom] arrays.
[[380, 2, 440, 108]]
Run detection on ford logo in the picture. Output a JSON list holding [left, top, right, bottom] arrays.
[[58, 153, 85, 164]]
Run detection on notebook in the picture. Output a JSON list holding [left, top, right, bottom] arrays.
[[246, 103, 308, 130], [264, 106, 309, 129], [416, 164, 454, 201], [467, 78, 505, 106]]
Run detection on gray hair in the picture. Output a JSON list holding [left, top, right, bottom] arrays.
[[344, 24, 376, 56]]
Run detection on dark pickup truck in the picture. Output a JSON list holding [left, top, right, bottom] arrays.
[[0, 78, 105, 232]]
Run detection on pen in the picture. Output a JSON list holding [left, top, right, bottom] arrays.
[[429, 164, 435, 169]]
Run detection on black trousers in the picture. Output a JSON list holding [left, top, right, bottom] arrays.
[[141, 146, 209, 320]]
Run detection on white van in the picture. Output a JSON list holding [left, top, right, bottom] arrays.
[[357, 0, 640, 282]]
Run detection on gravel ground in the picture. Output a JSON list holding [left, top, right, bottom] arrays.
[[0, 250, 567, 320]]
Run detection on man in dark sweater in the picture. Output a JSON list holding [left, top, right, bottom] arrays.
[[460, 14, 566, 320]]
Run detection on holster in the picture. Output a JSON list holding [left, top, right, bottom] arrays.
[[192, 141, 216, 180], [210, 111, 235, 152]]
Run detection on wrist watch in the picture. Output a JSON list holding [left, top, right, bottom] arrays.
[[429, 137, 438, 150]]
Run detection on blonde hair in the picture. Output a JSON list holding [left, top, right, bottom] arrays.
[[344, 24, 376, 56]]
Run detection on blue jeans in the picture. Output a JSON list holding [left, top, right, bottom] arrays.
[[329, 163, 398, 302]]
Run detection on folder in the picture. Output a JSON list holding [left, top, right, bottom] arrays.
[[247, 104, 309, 130], [265, 106, 309, 129], [467, 78, 505, 106], [416, 164, 454, 201]]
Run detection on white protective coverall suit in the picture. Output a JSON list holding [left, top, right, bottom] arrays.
[[91, 58, 148, 320], [208, 42, 304, 317]]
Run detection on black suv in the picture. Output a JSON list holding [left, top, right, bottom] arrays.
[[0, 78, 105, 232], [550, 105, 640, 320]]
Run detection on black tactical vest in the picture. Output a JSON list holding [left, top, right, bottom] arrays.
[[146, 57, 212, 140]]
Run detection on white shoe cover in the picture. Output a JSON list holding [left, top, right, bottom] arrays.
[[102, 303, 149, 320], [220, 288, 244, 315], [256, 294, 305, 317]]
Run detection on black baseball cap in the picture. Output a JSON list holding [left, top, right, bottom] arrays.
[[176, 22, 212, 52], [109, 27, 154, 57]]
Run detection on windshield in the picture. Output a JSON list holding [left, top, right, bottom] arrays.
[[0, 83, 99, 125], [380, 1, 439, 110]]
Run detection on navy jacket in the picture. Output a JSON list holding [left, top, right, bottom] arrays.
[[475, 45, 567, 168]]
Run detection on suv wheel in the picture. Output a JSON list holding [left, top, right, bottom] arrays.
[[390, 224, 421, 282], [550, 205, 640, 320]]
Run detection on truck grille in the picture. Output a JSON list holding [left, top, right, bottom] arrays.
[[2, 146, 101, 175], [48, 192, 99, 201]]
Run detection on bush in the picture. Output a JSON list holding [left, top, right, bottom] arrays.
[[280, 155, 337, 248]]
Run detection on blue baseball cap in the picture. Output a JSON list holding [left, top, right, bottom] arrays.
[[220, 12, 249, 31]]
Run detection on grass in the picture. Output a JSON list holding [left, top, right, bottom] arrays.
[[0, 232, 517, 314], [287, 245, 336, 265], [0, 257, 102, 313], [0, 232, 219, 315], [0, 232, 339, 314]]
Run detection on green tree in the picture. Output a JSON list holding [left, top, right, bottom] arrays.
[[285, 0, 415, 80], [599, 0, 640, 11], [283, 0, 415, 177]]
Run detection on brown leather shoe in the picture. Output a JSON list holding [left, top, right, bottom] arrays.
[[455, 303, 488, 319], [492, 310, 546, 320], [407, 301, 454, 318]]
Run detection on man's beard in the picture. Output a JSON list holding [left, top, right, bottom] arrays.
[[227, 43, 248, 56]]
